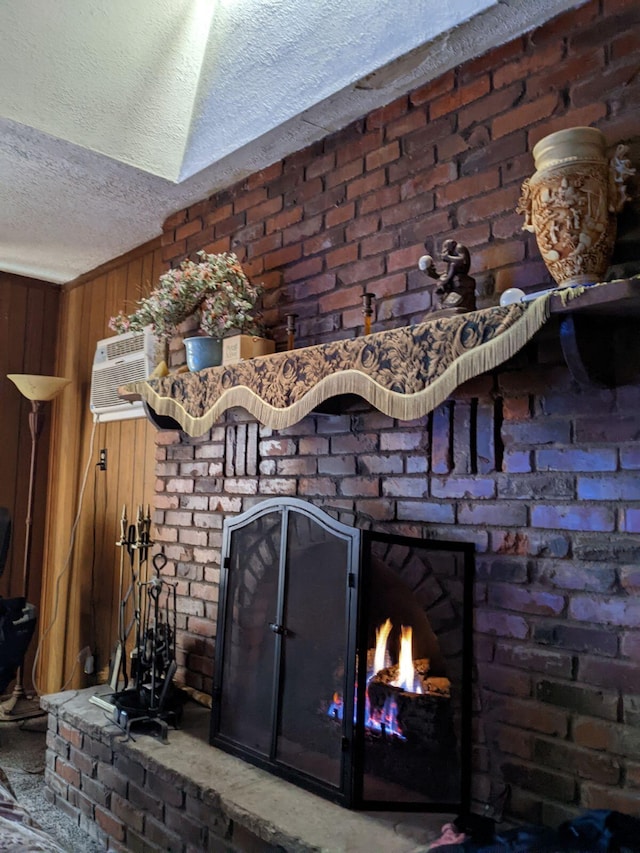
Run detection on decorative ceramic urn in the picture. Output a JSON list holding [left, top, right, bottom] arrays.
[[517, 127, 635, 288]]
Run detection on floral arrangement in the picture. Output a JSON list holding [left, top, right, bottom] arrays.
[[109, 251, 264, 341]]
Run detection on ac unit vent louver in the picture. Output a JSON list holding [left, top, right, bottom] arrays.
[[104, 332, 147, 361], [90, 328, 162, 422]]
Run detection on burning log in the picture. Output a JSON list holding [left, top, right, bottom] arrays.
[[328, 621, 456, 750], [424, 676, 451, 698], [371, 657, 432, 692], [368, 663, 455, 749]]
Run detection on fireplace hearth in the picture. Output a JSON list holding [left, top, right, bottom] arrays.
[[210, 498, 473, 811]]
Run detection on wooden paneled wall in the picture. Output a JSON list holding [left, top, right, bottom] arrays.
[[0, 274, 61, 609], [38, 240, 164, 694], [0, 274, 61, 696]]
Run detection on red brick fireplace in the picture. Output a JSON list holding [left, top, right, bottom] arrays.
[[153, 331, 640, 826], [43, 0, 640, 845], [144, 0, 640, 828]]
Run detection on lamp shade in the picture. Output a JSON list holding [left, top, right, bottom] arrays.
[[7, 374, 71, 402]]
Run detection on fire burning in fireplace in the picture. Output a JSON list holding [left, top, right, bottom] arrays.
[[211, 500, 472, 808], [387, 621, 423, 693], [327, 618, 450, 741]]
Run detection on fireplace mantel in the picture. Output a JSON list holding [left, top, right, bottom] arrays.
[[119, 278, 639, 436]]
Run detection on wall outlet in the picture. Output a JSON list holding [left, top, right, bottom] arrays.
[[98, 448, 107, 471]]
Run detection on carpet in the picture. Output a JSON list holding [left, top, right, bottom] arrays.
[[0, 718, 104, 852]]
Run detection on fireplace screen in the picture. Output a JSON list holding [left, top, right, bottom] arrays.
[[210, 498, 472, 811]]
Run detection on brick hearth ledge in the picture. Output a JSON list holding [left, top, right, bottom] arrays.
[[42, 687, 449, 852]]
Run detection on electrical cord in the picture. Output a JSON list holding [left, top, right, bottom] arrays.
[[31, 416, 98, 695], [90, 422, 106, 658]]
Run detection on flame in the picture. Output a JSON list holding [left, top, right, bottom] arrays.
[[328, 691, 343, 720], [366, 694, 403, 738], [373, 618, 392, 675], [390, 625, 417, 692], [327, 617, 422, 740]]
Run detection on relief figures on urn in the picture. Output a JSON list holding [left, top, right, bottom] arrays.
[[517, 127, 635, 289]]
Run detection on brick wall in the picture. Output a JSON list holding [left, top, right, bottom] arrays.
[[162, 0, 639, 358], [153, 0, 640, 828], [45, 703, 277, 852]]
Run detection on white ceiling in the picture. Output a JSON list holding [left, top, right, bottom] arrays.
[[0, 0, 582, 285]]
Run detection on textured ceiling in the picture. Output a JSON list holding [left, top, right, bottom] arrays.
[[0, 0, 582, 284]]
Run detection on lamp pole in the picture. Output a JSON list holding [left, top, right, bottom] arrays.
[[3, 401, 45, 711], [23, 400, 45, 604]]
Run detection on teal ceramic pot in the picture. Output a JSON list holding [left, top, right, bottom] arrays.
[[184, 336, 223, 371]]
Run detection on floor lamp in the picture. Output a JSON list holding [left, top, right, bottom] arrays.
[[0, 374, 70, 721]]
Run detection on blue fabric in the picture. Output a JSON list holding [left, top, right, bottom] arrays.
[[558, 809, 613, 850], [431, 810, 640, 852], [559, 810, 640, 852]]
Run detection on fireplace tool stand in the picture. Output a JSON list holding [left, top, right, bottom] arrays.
[[113, 548, 181, 742], [89, 505, 181, 740]]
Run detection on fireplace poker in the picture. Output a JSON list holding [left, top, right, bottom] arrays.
[[113, 519, 141, 686], [133, 517, 146, 686], [149, 551, 168, 677], [142, 505, 152, 582], [136, 504, 152, 586], [137, 520, 154, 665], [110, 505, 129, 691], [138, 506, 153, 679], [124, 523, 139, 683]]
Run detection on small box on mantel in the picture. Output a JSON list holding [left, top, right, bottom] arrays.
[[222, 335, 276, 365]]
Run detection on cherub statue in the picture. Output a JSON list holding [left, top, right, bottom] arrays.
[[418, 239, 477, 314]]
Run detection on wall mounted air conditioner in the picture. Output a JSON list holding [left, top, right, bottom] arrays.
[[90, 328, 162, 422]]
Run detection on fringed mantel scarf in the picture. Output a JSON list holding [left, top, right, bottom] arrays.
[[120, 294, 561, 436]]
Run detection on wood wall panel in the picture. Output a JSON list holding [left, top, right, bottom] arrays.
[[39, 240, 163, 694], [0, 274, 60, 604], [0, 274, 61, 694]]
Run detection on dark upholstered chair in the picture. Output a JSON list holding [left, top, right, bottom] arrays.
[[0, 508, 37, 694], [0, 508, 9, 577]]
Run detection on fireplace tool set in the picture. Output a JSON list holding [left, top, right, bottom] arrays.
[[91, 505, 181, 742]]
